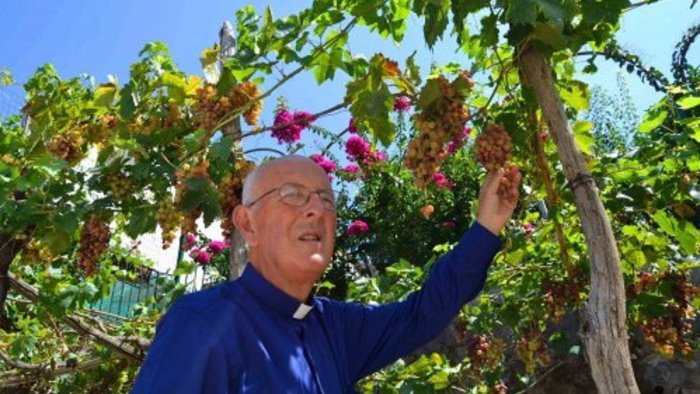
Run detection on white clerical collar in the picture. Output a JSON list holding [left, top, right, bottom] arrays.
[[292, 303, 314, 320]]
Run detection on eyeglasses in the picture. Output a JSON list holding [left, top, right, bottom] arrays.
[[245, 183, 336, 211]]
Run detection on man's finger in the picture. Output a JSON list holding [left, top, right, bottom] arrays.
[[483, 168, 504, 195]]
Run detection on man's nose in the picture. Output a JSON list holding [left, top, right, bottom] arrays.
[[304, 193, 325, 216]]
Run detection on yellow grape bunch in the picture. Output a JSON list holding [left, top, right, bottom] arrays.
[[218, 159, 256, 238], [156, 197, 182, 249], [405, 74, 473, 188], [193, 82, 263, 131], [47, 128, 85, 165], [77, 215, 111, 276]]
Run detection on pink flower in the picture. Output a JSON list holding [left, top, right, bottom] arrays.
[[207, 240, 229, 254], [310, 154, 337, 175], [393, 95, 411, 112], [371, 151, 388, 162], [346, 220, 370, 236], [447, 127, 472, 154], [293, 110, 316, 128], [189, 248, 212, 265], [348, 117, 358, 134], [185, 233, 197, 244], [538, 130, 549, 140], [432, 172, 455, 189], [345, 135, 371, 162], [523, 222, 535, 237], [343, 164, 359, 173], [271, 108, 303, 143], [183, 233, 197, 250]]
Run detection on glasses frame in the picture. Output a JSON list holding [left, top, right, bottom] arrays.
[[244, 183, 336, 211]]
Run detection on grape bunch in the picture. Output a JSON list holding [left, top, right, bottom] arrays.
[[463, 332, 505, 373], [474, 124, 512, 170], [515, 329, 550, 374], [77, 215, 111, 276], [156, 197, 182, 249], [497, 166, 520, 206], [474, 125, 519, 204], [194, 82, 263, 131], [405, 75, 473, 188], [543, 271, 583, 323], [194, 84, 227, 131], [23, 239, 53, 264], [629, 270, 698, 358], [230, 82, 263, 127], [105, 171, 134, 202], [47, 129, 85, 165], [218, 159, 255, 238]]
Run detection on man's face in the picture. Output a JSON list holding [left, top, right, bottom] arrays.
[[246, 160, 337, 283]]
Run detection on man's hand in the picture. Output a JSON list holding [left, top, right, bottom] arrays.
[[476, 167, 522, 235]]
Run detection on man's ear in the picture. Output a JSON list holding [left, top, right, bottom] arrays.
[[233, 205, 257, 247]]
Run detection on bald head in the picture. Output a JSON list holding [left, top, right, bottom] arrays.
[[241, 155, 330, 206]]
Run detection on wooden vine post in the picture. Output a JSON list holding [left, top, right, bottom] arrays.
[[518, 45, 640, 393], [219, 21, 248, 280]]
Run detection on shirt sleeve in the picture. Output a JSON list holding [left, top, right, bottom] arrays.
[[340, 222, 502, 381], [130, 305, 231, 394]]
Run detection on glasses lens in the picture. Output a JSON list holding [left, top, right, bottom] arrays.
[[319, 192, 336, 211], [279, 184, 307, 206]]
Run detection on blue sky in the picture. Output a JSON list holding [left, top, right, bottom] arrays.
[[1, 1, 697, 160]]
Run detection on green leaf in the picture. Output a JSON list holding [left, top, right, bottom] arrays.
[[688, 156, 700, 172], [573, 121, 595, 155], [422, 0, 450, 48], [56, 212, 79, 235], [506, 0, 538, 24], [202, 190, 222, 227], [638, 110, 667, 133], [119, 82, 137, 119], [480, 14, 499, 47], [559, 80, 589, 110], [94, 83, 117, 107], [417, 78, 441, 110], [161, 72, 188, 102], [209, 136, 234, 164], [678, 96, 700, 110], [532, 22, 567, 49], [653, 211, 699, 255], [126, 208, 157, 238]]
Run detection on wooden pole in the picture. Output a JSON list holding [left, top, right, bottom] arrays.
[[219, 21, 248, 280], [518, 45, 640, 394]]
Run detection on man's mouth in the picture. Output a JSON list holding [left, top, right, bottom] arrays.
[[298, 232, 321, 242]]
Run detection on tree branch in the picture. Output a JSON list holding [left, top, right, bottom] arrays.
[[8, 272, 150, 362], [0, 355, 121, 388]]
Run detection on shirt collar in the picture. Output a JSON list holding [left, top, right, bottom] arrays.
[[238, 264, 315, 320]]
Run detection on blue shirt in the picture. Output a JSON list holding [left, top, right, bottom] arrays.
[[131, 223, 501, 393]]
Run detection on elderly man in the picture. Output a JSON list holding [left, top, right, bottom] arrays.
[[132, 155, 521, 393]]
